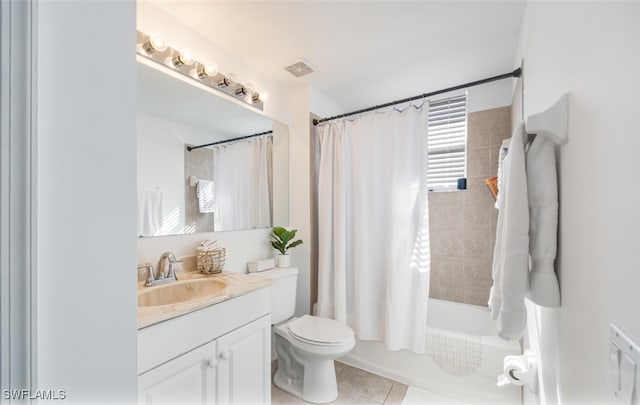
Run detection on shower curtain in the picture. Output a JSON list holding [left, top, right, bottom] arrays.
[[212, 136, 272, 231], [316, 103, 431, 354]]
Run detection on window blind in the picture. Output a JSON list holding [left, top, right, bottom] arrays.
[[427, 95, 467, 190]]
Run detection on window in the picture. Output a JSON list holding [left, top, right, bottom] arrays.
[[427, 95, 467, 191]]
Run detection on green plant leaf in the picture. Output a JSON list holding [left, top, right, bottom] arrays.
[[280, 230, 294, 245], [287, 240, 303, 249], [270, 241, 286, 255]]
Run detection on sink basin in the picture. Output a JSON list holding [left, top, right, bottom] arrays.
[[138, 278, 227, 307]]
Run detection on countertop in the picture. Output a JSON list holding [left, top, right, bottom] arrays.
[[137, 271, 271, 329]]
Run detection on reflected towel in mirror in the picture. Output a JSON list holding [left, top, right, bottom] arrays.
[[138, 190, 163, 236], [197, 179, 215, 213]]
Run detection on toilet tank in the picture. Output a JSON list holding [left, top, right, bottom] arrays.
[[254, 267, 299, 324]]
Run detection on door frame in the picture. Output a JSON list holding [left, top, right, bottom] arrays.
[[0, 0, 38, 393]]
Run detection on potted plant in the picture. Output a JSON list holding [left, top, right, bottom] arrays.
[[270, 226, 303, 268]]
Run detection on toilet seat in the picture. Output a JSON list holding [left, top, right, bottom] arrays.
[[288, 315, 354, 346]]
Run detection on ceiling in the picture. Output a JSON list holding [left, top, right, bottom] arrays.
[[150, 1, 526, 111]]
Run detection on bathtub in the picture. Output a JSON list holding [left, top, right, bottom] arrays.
[[340, 298, 522, 404]]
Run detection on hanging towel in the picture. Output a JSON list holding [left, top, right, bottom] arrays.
[[489, 123, 530, 341], [490, 121, 565, 340], [137, 190, 163, 236], [495, 138, 510, 209], [526, 131, 562, 308], [197, 179, 215, 213]]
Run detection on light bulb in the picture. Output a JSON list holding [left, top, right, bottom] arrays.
[[203, 62, 218, 77], [252, 90, 269, 104], [244, 83, 255, 93], [142, 33, 167, 54], [172, 48, 194, 68], [197, 61, 218, 79]]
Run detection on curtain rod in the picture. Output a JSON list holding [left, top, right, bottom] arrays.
[[313, 67, 522, 126], [186, 130, 273, 151]]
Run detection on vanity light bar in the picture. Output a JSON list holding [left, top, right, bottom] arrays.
[[136, 30, 265, 111]]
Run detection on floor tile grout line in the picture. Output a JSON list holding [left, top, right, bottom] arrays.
[[381, 383, 394, 404]]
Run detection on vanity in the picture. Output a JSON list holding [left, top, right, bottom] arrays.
[[137, 272, 272, 404]]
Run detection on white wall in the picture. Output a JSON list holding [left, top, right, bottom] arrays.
[[36, 1, 138, 402], [137, 229, 273, 275], [272, 121, 290, 229], [287, 84, 312, 315], [309, 85, 347, 117], [425, 79, 513, 114], [517, 2, 640, 404], [467, 80, 514, 113]]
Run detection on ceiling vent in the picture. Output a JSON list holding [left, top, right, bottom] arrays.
[[284, 59, 315, 78]]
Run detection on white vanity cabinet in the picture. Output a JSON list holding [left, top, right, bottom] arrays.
[[138, 340, 217, 404], [138, 316, 270, 405], [216, 315, 270, 404], [137, 286, 271, 405]]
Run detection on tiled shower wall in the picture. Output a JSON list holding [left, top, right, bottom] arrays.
[[428, 106, 511, 306]]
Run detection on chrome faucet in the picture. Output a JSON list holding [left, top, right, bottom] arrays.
[[139, 252, 182, 287], [158, 252, 181, 282]]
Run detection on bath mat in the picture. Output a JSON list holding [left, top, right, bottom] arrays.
[[402, 386, 463, 404], [426, 327, 482, 375]]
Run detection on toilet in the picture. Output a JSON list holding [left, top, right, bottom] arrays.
[[256, 267, 355, 404]]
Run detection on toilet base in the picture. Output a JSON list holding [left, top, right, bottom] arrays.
[[274, 359, 338, 404]]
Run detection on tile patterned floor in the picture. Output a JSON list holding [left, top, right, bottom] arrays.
[[271, 361, 408, 404]]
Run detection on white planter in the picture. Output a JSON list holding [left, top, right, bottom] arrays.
[[277, 254, 291, 268]]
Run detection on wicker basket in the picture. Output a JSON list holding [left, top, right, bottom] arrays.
[[196, 241, 226, 274]]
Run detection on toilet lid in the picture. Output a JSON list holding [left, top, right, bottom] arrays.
[[288, 315, 354, 345]]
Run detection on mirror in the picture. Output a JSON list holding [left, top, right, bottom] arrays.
[[137, 61, 289, 237]]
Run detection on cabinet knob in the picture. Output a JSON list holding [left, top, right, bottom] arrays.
[[207, 358, 217, 368], [220, 350, 230, 361]]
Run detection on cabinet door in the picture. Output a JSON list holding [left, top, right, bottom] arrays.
[[216, 315, 271, 405], [138, 341, 217, 405]]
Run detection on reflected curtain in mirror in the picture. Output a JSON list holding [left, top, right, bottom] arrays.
[[212, 136, 273, 231]]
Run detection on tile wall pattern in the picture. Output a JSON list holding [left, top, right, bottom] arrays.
[[428, 106, 512, 306]]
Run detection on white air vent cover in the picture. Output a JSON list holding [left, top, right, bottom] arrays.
[[284, 59, 315, 78]]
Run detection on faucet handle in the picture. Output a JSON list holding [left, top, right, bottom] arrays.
[[138, 263, 156, 286], [166, 260, 182, 280], [138, 263, 153, 271]]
